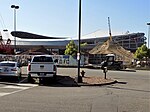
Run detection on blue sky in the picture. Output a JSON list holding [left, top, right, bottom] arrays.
[[0, 0, 149, 41]]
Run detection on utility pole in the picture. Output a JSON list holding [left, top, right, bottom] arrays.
[[147, 23, 150, 48], [77, 0, 82, 83], [11, 5, 19, 54]]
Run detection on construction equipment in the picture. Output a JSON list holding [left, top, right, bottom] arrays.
[[89, 17, 134, 69], [0, 32, 14, 54], [101, 54, 124, 70]]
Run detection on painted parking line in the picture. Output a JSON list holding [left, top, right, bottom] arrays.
[[0, 83, 38, 97], [17, 83, 38, 87], [2, 85, 29, 89], [19, 77, 28, 83], [0, 93, 9, 97]]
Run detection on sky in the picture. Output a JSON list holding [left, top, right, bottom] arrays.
[[0, 0, 150, 43]]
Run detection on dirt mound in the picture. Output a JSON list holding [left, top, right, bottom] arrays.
[[89, 39, 134, 65]]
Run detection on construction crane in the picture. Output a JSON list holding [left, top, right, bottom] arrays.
[[0, 31, 14, 54], [0, 12, 14, 54], [89, 17, 112, 54], [108, 17, 112, 41]]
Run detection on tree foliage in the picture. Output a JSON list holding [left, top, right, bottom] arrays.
[[65, 40, 77, 56], [64, 40, 87, 56], [134, 44, 149, 60]]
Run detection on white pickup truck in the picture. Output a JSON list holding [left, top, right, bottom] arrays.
[[27, 55, 57, 83]]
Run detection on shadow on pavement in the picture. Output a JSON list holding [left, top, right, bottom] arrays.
[[107, 85, 150, 93], [0, 75, 118, 87], [0, 77, 21, 83], [119, 69, 136, 72], [0, 75, 79, 87], [116, 81, 127, 84], [38, 75, 79, 87]]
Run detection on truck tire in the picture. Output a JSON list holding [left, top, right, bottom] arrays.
[[116, 65, 121, 70], [39, 78, 43, 85]]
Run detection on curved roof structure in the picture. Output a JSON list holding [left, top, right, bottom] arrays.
[[11, 31, 68, 39]]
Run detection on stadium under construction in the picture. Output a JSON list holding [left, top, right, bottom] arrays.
[[0, 30, 146, 55]]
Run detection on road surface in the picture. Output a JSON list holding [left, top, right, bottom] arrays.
[[0, 67, 149, 112]]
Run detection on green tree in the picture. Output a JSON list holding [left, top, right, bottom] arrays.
[[65, 40, 77, 56], [148, 49, 150, 58], [80, 42, 87, 47], [64, 40, 87, 56], [134, 44, 149, 60]]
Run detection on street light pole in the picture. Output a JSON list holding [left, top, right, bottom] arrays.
[[147, 23, 150, 48], [11, 5, 19, 54], [77, 0, 82, 83]]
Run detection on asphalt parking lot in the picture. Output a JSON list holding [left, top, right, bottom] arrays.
[[0, 67, 149, 112]]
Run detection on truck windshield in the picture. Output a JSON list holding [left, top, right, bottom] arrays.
[[106, 56, 114, 62], [33, 56, 53, 62]]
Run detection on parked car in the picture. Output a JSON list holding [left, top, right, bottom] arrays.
[[0, 61, 22, 81]]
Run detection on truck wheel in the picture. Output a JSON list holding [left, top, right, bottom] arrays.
[[116, 66, 121, 70], [39, 78, 44, 85]]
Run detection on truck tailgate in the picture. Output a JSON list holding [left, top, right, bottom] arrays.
[[30, 62, 54, 72]]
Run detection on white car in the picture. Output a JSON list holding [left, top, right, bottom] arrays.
[[0, 61, 22, 80]]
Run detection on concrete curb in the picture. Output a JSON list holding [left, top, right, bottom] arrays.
[[77, 80, 118, 87], [57, 78, 118, 87]]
